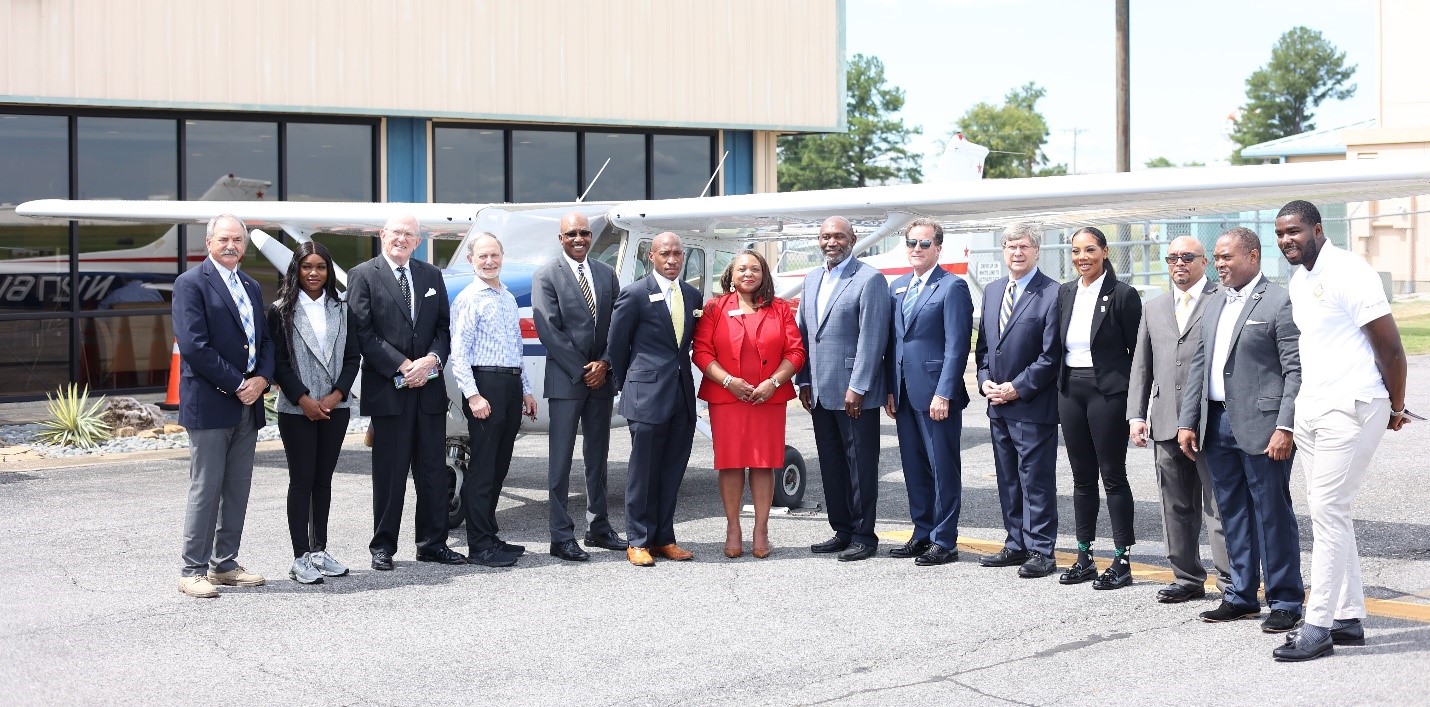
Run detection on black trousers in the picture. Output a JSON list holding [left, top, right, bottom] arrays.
[[369, 391, 449, 557], [1058, 368, 1135, 548], [811, 405, 881, 547], [462, 369, 523, 552], [624, 397, 694, 549], [278, 409, 351, 558]]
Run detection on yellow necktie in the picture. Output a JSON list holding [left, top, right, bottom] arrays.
[[669, 283, 684, 344], [1175, 290, 1192, 333]]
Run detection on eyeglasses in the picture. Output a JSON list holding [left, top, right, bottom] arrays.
[[1003, 244, 1037, 252], [905, 239, 935, 250], [561, 229, 593, 239], [1164, 253, 1201, 264], [385, 229, 417, 239]]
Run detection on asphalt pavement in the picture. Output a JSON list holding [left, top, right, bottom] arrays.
[[2, 359, 1429, 705]]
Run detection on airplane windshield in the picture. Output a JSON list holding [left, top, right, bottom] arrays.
[[445, 205, 621, 271]]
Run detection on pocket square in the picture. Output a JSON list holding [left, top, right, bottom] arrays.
[[1245, 319, 1266, 325], [424, 288, 436, 297]]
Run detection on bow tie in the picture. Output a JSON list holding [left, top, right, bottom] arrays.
[[1225, 290, 1245, 303]]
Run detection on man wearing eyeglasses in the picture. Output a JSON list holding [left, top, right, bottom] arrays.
[[531, 212, 626, 562], [882, 219, 973, 566], [1127, 236, 1231, 605], [974, 224, 1063, 578]]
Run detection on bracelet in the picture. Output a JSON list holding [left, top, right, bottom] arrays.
[[769, 377, 781, 388], [722, 374, 733, 389], [1391, 406, 1406, 417]]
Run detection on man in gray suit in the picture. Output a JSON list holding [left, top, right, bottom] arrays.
[[1128, 235, 1230, 604], [532, 212, 626, 562], [796, 216, 891, 562], [1178, 227, 1303, 633]]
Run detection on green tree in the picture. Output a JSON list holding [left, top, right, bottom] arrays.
[[1229, 26, 1356, 163], [952, 82, 1066, 179], [1144, 157, 1205, 169], [778, 54, 922, 191]]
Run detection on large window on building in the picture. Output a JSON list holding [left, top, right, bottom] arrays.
[[653, 134, 715, 199], [287, 122, 375, 202], [186, 120, 279, 199], [512, 130, 577, 203], [433, 127, 505, 203], [582, 132, 647, 202]]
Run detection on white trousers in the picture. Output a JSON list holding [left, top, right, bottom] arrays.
[[1294, 397, 1390, 627]]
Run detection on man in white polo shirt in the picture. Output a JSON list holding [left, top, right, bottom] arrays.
[[1272, 200, 1411, 662]]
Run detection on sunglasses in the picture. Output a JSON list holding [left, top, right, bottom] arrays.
[[1164, 253, 1201, 264], [905, 239, 936, 250], [561, 229, 593, 239]]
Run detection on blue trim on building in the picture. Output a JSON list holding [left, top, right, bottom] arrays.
[[723, 130, 755, 196], [386, 117, 429, 257]]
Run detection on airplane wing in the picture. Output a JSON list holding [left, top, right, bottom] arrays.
[[607, 159, 1430, 236], [14, 200, 489, 239]]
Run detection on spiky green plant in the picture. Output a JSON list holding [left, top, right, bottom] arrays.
[[264, 390, 279, 425], [37, 384, 111, 449]]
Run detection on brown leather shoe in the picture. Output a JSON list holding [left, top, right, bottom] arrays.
[[651, 543, 693, 561], [627, 547, 655, 567], [752, 545, 772, 559]]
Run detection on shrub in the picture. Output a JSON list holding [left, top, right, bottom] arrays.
[[37, 384, 111, 449]]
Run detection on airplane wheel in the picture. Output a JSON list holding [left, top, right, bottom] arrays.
[[774, 446, 807, 509], [445, 436, 468, 530]]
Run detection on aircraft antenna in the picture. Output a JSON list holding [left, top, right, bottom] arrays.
[[698, 151, 730, 198], [578, 158, 612, 202]]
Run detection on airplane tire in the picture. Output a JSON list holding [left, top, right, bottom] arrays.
[[773, 446, 807, 509], [445, 436, 468, 530]]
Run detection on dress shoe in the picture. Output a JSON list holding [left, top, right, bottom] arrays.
[[752, 545, 772, 559], [370, 550, 395, 571], [915, 544, 958, 566], [584, 529, 629, 551], [467, 547, 519, 568], [1059, 559, 1097, 585], [208, 565, 265, 587], [416, 547, 468, 565], [178, 575, 219, 599], [1273, 629, 1334, 662], [1199, 601, 1261, 623], [1017, 552, 1058, 578], [1331, 621, 1366, 646], [889, 538, 932, 559], [979, 548, 1029, 567], [550, 539, 590, 562], [1092, 565, 1132, 590], [724, 544, 744, 559], [651, 544, 693, 561], [1156, 583, 1206, 604], [627, 547, 655, 567], [1261, 609, 1303, 633], [837, 543, 877, 562], [810, 536, 850, 554], [500, 541, 526, 556]]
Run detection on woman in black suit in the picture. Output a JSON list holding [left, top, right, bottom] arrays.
[[268, 242, 361, 585], [1056, 227, 1142, 589]]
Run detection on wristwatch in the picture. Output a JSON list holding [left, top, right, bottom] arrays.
[[769, 377, 782, 388]]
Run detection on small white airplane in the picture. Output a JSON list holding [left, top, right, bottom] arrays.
[[19, 149, 1430, 525]]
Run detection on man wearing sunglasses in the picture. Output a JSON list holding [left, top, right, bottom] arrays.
[[532, 212, 626, 562], [1127, 236, 1231, 605]]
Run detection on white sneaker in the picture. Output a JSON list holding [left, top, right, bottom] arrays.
[[289, 555, 324, 585], [308, 550, 350, 577]]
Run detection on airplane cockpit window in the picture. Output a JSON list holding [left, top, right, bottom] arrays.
[[590, 223, 625, 272], [683, 247, 706, 294], [710, 251, 736, 295]]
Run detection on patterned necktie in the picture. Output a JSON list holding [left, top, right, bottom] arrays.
[[668, 282, 684, 344], [578, 261, 596, 318], [396, 266, 412, 320], [999, 279, 1017, 336], [902, 277, 921, 322], [227, 272, 256, 372], [1175, 289, 1192, 333]]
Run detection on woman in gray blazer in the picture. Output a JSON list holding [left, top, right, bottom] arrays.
[[268, 242, 361, 585]]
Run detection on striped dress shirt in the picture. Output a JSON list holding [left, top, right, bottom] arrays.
[[450, 278, 532, 398]]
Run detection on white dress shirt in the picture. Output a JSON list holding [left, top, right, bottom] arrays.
[[1207, 273, 1261, 401], [564, 253, 598, 313], [1064, 271, 1106, 368], [299, 292, 330, 360]]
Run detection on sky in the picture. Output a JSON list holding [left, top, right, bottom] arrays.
[[845, 0, 1377, 174]]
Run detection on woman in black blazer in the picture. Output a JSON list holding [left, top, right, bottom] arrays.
[[1056, 227, 1142, 589], [268, 242, 361, 585]]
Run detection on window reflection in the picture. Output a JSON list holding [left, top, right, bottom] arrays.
[[434, 127, 505, 203], [583, 132, 646, 202], [77, 117, 177, 200], [287, 123, 374, 201], [0, 114, 70, 317], [0, 114, 68, 204], [653, 134, 714, 199], [186, 120, 279, 200], [512, 130, 576, 202], [78, 313, 173, 391], [0, 319, 70, 397]]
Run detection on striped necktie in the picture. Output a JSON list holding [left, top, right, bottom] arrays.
[[396, 266, 412, 322], [902, 277, 921, 322], [578, 262, 596, 317], [226, 272, 256, 372], [999, 279, 1016, 336]]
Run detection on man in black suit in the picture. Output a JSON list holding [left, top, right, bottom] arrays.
[[347, 214, 462, 570], [607, 232, 701, 566], [532, 212, 625, 562], [172, 214, 274, 598]]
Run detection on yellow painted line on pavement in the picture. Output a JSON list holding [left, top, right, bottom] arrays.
[[876, 529, 1430, 624]]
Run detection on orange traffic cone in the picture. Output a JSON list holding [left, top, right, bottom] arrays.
[[159, 338, 181, 410]]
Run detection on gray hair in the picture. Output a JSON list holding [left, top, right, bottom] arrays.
[[205, 214, 248, 240], [1001, 224, 1042, 248], [470, 232, 504, 253], [905, 218, 944, 245], [1219, 226, 1260, 254]]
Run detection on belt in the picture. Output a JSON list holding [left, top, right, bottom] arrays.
[[473, 365, 521, 375], [1209, 400, 1226, 409]]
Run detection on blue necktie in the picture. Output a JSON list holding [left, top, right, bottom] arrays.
[[903, 277, 921, 322], [227, 272, 256, 372]]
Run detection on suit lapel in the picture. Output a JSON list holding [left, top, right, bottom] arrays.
[[324, 300, 345, 375], [817, 260, 859, 336], [1007, 271, 1044, 333], [202, 260, 245, 332], [1181, 280, 1219, 342], [293, 298, 324, 364], [379, 258, 414, 327], [904, 268, 941, 334], [647, 275, 677, 344], [1088, 274, 1115, 341], [723, 294, 747, 358], [1227, 278, 1269, 354]]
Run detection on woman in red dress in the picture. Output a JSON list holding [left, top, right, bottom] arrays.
[[693, 250, 806, 559]]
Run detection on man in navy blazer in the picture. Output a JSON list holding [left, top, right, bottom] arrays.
[[607, 232, 702, 566], [974, 224, 1063, 578], [796, 216, 891, 562], [171, 214, 274, 598], [883, 219, 974, 566]]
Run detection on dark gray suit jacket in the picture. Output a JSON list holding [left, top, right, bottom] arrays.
[[794, 258, 890, 410], [1179, 276, 1301, 454], [1127, 279, 1219, 442], [531, 257, 619, 400]]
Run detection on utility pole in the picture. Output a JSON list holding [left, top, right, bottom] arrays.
[[1063, 127, 1088, 174], [1115, 0, 1130, 173]]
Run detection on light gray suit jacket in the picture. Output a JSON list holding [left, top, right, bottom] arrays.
[[531, 257, 619, 400], [268, 297, 360, 416], [1127, 279, 1219, 442], [1179, 276, 1301, 455], [794, 258, 890, 410]]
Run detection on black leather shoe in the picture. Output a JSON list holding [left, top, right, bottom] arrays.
[[550, 539, 590, 562], [1331, 622, 1366, 646], [914, 544, 958, 566], [1273, 630, 1334, 662], [1018, 552, 1057, 578], [811, 536, 851, 554], [836, 543, 877, 562], [1156, 583, 1207, 603], [584, 529, 628, 551], [1092, 565, 1132, 590], [499, 541, 526, 556], [1261, 609, 1303, 633], [467, 547, 519, 568], [979, 548, 1029, 567], [1059, 559, 1097, 585], [889, 538, 933, 558], [415, 547, 467, 565], [1199, 601, 1262, 623], [370, 550, 394, 571]]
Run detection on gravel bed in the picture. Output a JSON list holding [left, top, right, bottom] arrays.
[[0, 416, 370, 458]]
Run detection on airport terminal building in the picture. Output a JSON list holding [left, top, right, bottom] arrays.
[[0, 0, 845, 400]]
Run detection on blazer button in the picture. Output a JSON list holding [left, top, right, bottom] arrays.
[[1175, 384, 1182, 390], [762, 360, 768, 365], [244, 344, 250, 350]]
